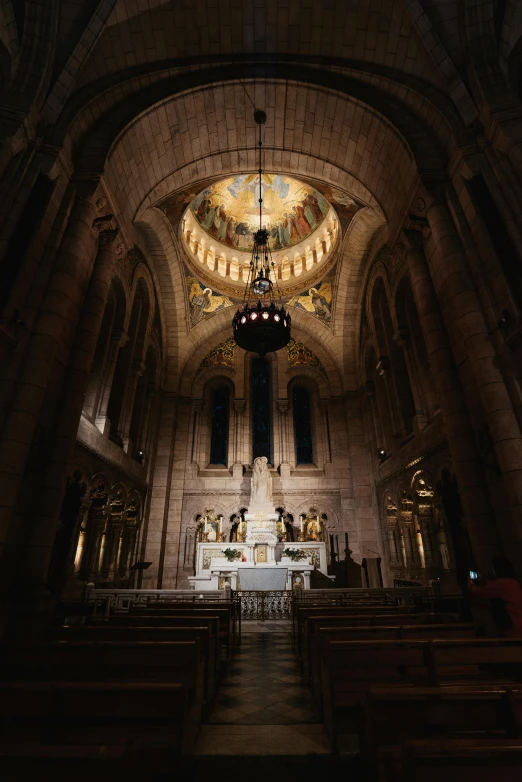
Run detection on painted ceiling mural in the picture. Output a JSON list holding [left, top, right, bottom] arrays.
[[185, 269, 234, 327], [286, 272, 334, 327], [195, 338, 237, 376], [159, 175, 362, 239], [285, 339, 326, 375], [188, 174, 330, 252]]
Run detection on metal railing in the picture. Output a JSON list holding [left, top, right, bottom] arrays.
[[234, 590, 294, 622]]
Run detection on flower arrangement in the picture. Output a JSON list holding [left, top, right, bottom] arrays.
[[283, 548, 308, 561], [222, 548, 242, 562]]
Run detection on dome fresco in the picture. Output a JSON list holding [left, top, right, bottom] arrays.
[[189, 174, 330, 253]]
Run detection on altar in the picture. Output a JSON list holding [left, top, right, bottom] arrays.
[[188, 457, 331, 591]]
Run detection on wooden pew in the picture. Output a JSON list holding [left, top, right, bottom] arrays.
[[0, 680, 194, 755], [0, 745, 133, 782], [320, 639, 429, 744], [0, 640, 205, 739], [309, 624, 478, 710], [126, 605, 234, 656], [302, 614, 467, 678], [53, 624, 218, 715], [402, 738, 522, 782], [294, 604, 422, 657], [320, 637, 522, 746], [427, 638, 522, 685], [362, 685, 513, 781]]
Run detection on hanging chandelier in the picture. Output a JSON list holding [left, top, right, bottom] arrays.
[[232, 109, 291, 357]]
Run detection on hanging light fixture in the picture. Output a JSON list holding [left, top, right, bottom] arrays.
[[232, 109, 291, 357]]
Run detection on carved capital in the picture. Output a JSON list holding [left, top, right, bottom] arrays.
[[72, 176, 100, 204], [363, 381, 375, 398], [234, 399, 246, 414], [93, 214, 116, 233], [418, 173, 448, 209], [276, 399, 289, 414], [393, 328, 410, 347], [98, 228, 120, 249], [132, 359, 146, 378], [375, 357, 388, 376], [318, 398, 330, 413], [403, 213, 430, 246], [112, 327, 128, 348]]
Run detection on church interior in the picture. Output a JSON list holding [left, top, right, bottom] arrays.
[[3, 0, 522, 778]]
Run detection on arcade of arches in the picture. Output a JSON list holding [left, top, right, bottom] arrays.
[[3, 0, 522, 628]]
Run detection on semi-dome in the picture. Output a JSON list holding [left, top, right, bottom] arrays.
[[180, 173, 339, 294]]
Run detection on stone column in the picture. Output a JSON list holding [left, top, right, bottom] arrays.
[[190, 401, 203, 465], [106, 520, 124, 580], [14, 222, 122, 597], [277, 399, 290, 478], [417, 515, 437, 568], [95, 327, 128, 434], [0, 181, 99, 596], [232, 399, 245, 479], [319, 399, 332, 467], [402, 222, 500, 571], [375, 357, 400, 440], [386, 525, 401, 568], [491, 115, 522, 188], [141, 393, 178, 589], [139, 381, 159, 461], [393, 328, 427, 433], [120, 359, 146, 454], [424, 191, 522, 567]]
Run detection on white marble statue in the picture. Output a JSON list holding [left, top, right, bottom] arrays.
[[249, 456, 274, 512]]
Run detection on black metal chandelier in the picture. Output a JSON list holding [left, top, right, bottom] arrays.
[[232, 109, 291, 357]]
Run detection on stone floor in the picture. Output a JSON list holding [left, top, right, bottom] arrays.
[[210, 632, 317, 726], [195, 630, 331, 755]]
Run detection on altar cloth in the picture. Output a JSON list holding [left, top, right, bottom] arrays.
[[238, 567, 288, 591]]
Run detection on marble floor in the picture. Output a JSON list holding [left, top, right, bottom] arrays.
[[195, 630, 331, 755]]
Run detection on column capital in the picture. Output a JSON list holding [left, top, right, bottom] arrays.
[[276, 399, 289, 414], [93, 213, 116, 233], [132, 359, 146, 378], [401, 214, 431, 250], [393, 328, 410, 347], [98, 228, 120, 249], [375, 357, 389, 376], [111, 327, 128, 348], [418, 173, 449, 207], [234, 399, 246, 414], [363, 381, 375, 398], [72, 175, 100, 204]]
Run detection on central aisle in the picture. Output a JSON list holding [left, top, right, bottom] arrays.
[[196, 625, 330, 754]]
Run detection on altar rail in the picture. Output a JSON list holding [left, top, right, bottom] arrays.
[[86, 588, 228, 616], [234, 590, 293, 625], [293, 586, 437, 605]]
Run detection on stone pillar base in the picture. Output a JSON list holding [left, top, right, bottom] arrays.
[[232, 463, 244, 479], [279, 462, 291, 479]]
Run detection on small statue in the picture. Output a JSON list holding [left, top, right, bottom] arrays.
[[249, 456, 274, 512]]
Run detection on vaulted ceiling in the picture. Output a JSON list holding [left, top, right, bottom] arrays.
[[3, 0, 522, 392]]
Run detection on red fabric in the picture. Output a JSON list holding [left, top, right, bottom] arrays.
[[470, 578, 522, 637]]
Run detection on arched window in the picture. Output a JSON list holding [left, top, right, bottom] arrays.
[[293, 386, 314, 464], [252, 357, 271, 462], [210, 386, 230, 465]]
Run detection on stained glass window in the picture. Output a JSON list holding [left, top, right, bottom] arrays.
[[210, 386, 229, 465], [293, 386, 314, 464], [252, 357, 271, 462]]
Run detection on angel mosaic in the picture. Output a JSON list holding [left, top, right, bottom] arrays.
[[186, 275, 233, 327], [287, 277, 333, 325]]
